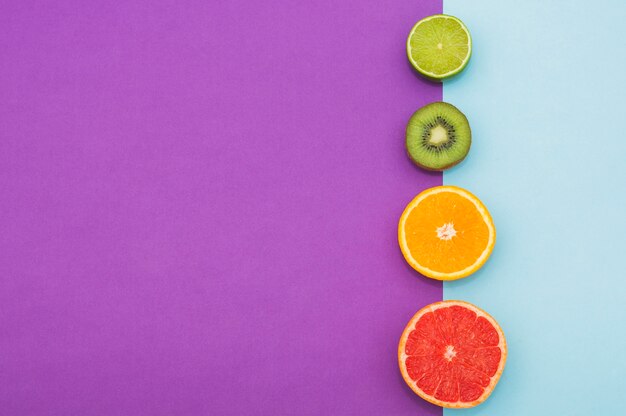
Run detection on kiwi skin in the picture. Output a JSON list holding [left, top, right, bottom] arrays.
[[405, 102, 471, 171]]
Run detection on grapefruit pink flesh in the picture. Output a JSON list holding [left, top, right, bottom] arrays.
[[399, 301, 506, 408]]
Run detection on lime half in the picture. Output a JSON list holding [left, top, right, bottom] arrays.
[[406, 14, 472, 81]]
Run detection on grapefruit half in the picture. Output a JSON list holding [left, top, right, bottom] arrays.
[[398, 300, 507, 408]]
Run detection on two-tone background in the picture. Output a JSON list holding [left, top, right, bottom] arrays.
[[1, 0, 624, 414]]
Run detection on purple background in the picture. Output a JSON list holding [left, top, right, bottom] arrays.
[[0, 1, 442, 414]]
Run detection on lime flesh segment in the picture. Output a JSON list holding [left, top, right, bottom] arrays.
[[407, 15, 471, 80]]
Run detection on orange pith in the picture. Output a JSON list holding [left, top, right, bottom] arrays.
[[398, 300, 507, 408], [398, 186, 495, 280]]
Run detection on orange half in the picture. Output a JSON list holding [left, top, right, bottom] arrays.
[[398, 186, 495, 280]]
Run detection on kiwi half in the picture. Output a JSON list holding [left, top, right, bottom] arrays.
[[406, 102, 471, 171]]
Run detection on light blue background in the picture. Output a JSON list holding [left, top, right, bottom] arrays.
[[443, 1, 626, 414]]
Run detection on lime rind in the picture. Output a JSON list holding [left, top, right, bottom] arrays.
[[406, 14, 472, 81]]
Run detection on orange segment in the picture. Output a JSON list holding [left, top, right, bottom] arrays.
[[398, 186, 495, 280], [398, 300, 507, 408]]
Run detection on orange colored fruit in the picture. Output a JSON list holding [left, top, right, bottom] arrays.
[[398, 300, 507, 408], [398, 186, 495, 280]]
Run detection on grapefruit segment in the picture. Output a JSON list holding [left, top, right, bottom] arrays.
[[398, 300, 506, 408]]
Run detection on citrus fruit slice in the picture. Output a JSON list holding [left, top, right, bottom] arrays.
[[406, 14, 472, 81], [398, 300, 507, 408], [398, 186, 495, 280]]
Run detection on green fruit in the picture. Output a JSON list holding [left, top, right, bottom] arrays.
[[407, 14, 472, 81], [406, 102, 471, 171]]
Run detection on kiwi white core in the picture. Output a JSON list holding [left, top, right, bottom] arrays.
[[436, 222, 457, 240], [429, 125, 449, 145]]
